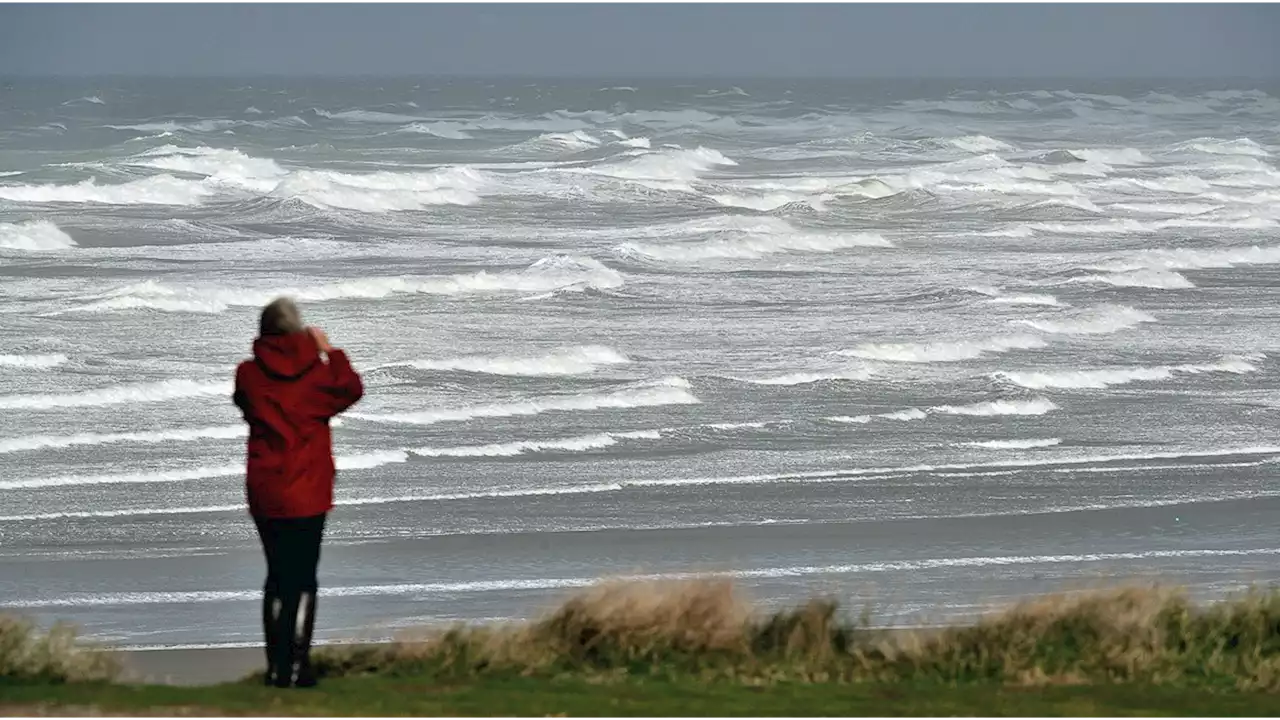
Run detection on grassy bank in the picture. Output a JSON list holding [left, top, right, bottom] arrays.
[[2, 580, 1279, 715]]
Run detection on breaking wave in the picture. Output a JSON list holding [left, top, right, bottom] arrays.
[[1071, 269, 1195, 290], [1177, 138, 1271, 158], [620, 216, 890, 262], [0, 450, 408, 491], [0, 220, 77, 252], [1019, 305, 1155, 336], [347, 378, 699, 426], [0, 354, 68, 371], [0, 379, 230, 411], [372, 345, 630, 377], [839, 334, 1046, 363], [74, 256, 625, 313], [1104, 245, 1280, 272], [410, 430, 661, 458], [0, 424, 244, 454], [825, 397, 1058, 425], [958, 438, 1062, 450], [0, 175, 216, 206], [995, 357, 1261, 390]]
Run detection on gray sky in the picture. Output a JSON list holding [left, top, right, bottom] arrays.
[[1, 3, 1277, 78]]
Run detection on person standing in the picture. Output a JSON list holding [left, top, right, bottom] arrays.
[[232, 297, 364, 688]]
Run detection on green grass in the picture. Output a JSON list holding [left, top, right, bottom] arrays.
[[4, 579, 1280, 715], [2, 675, 1279, 717]]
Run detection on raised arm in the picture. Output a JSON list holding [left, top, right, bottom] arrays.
[[307, 327, 364, 419], [314, 348, 364, 419]]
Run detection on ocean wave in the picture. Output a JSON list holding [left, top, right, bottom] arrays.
[[272, 166, 486, 211], [1072, 148, 1151, 165], [825, 397, 1057, 425], [411, 430, 661, 458], [932, 397, 1059, 417], [0, 379, 230, 411], [1104, 245, 1280, 272], [312, 108, 425, 124], [727, 367, 874, 386], [0, 424, 245, 454], [0, 171, 23, 178], [1071, 269, 1195, 290], [995, 357, 1260, 390], [372, 345, 630, 377], [397, 122, 473, 140], [619, 137, 651, 149], [0, 220, 77, 252], [347, 378, 699, 426], [580, 146, 736, 188], [0, 450, 408, 491], [0, 175, 215, 206], [946, 135, 1014, 153], [1176, 137, 1271, 158], [0, 354, 68, 371], [967, 287, 1062, 307], [75, 256, 625, 314], [619, 216, 890, 262], [64, 95, 105, 106], [1019, 305, 1155, 336], [839, 334, 1046, 363], [958, 438, 1062, 450]]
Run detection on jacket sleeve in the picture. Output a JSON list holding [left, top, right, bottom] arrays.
[[312, 349, 364, 419], [232, 364, 251, 419]]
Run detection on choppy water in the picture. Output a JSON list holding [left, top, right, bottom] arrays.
[[2, 77, 1279, 647]]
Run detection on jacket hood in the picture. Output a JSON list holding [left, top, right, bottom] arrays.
[[253, 332, 320, 380]]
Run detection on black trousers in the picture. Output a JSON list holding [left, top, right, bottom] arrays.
[[254, 513, 327, 595], [253, 513, 326, 683]]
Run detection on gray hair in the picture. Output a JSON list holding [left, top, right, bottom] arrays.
[[259, 296, 304, 336]]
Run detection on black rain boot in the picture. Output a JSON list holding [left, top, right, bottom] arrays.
[[271, 588, 301, 689], [291, 591, 319, 689], [262, 591, 283, 686]]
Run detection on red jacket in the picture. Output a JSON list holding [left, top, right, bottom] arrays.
[[232, 332, 364, 519]]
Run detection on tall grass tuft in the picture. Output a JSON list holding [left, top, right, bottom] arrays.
[[0, 615, 120, 683], [313, 579, 1280, 690]]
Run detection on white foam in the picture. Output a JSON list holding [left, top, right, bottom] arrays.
[[995, 357, 1260, 390], [0, 354, 68, 371], [347, 378, 699, 426], [947, 135, 1014, 153], [931, 397, 1059, 417], [729, 368, 874, 386], [272, 166, 487, 211], [1073, 148, 1151, 165], [375, 346, 629, 377], [76, 256, 625, 314], [398, 122, 473, 140], [958, 438, 1062, 450], [0, 171, 23, 178], [827, 397, 1057, 426], [314, 109, 424, 124], [1071, 269, 1195, 290], [620, 216, 891, 262], [0, 175, 214, 206], [0, 216, 70, 250], [584, 146, 736, 187], [1178, 137, 1271, 158], [1019, 305, 1155, 336], [0, 424, 245, 454], [839, 334, 1046, 363], [411, 430, 661, 458], [0, 450, 407, 491], [968, 287, 1062, 307], [0, 379, 230, 411], [619, 137, 651, 149], [1106, 245, 1280, 272]]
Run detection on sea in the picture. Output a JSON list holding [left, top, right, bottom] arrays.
[[1, 77, 1278, 649]]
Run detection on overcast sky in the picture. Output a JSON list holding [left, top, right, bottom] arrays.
[[1, 3, 1277, 78]]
